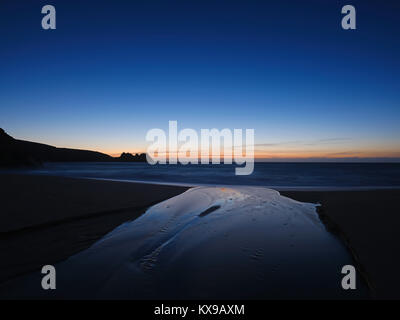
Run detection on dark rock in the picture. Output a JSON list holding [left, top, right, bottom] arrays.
[[0, 128, 114, 167]]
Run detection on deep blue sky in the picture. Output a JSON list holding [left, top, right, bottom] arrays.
[[0, 0, 399, 159]]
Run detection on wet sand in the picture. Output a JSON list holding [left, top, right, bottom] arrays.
[[0, 174, 188, 283], [0, 174, 399, 299], [281, 190, 400, 299], [0, 186, 368, 299]]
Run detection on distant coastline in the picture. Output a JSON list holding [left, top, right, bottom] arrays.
[[0, 128, 146, 167]]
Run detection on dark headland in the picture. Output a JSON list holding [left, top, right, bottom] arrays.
[[0, 128, 146, 167]]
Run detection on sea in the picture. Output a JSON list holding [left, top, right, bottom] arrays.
[[4, 162, 400, 190]]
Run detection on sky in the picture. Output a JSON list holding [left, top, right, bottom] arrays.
[[0, 0, 399, 160]]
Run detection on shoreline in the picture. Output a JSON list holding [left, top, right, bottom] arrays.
[[1, 185, 369, 299], [1, 173, 399, 298], [0, 173, 189, 283], [280, 189, 400, 299], [22, 174, 400, 191], [315, 204, 374, 296]]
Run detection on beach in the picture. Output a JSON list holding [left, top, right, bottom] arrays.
[[0, 174, 188, 284], [280, 190, 400, 299], [0, 173, 399, 299]]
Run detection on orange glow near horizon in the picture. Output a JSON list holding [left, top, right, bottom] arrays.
[[104, 149, 400, 160], [21, 132, 400, 161]]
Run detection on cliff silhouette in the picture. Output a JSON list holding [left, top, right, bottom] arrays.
[[117, 152, 147, 162], [0, 128, 146, 167]]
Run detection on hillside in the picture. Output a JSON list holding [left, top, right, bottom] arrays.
[[0, 128, 113, 167]]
